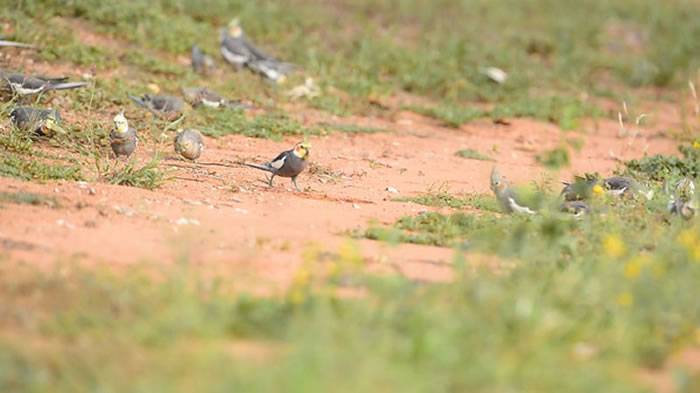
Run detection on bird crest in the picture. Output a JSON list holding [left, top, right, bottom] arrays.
[[227, 18, 243, 37], [490, 167, 506, 193]]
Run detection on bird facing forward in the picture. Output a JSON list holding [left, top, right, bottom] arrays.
[[489, 167, 536, 215], [110, 112, 138, 159], [244, 142, 310, 191]]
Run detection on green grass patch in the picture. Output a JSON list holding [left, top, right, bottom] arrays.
[[319, 123, 389, 134], [0, 191, 58, 207], [625, 143, 700, 182], [104, 158, 169, 189], [455, 148, 494, 161], [537, 146, 571, 169], [0, 153, 83, 182], [197, 110, 317, 140]]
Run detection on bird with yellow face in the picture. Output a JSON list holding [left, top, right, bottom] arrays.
[[10, 107, 66, 138], [110, 112, 138, 159], [244, 142, 311, 191]]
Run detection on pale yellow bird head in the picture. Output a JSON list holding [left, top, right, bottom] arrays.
[[43, 114, 66, 135], [293, 142, 311, 159], [227, 18, 243, 37], [113, 112, 129, 133]]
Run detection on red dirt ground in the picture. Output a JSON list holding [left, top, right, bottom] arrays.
[[0, 104, 680, 292]]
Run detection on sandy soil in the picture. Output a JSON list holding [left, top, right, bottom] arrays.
[[0, 103, 680, 292]]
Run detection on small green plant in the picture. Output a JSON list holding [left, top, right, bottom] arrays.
[[455, 148, 494, 161], [625, 143, 700, 181], [105, 158, 169, 189], [537, 146, 570, 169], [0, 191, 58, 207]]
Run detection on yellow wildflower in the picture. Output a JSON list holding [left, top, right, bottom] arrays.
[[616, 292, 634, 307], [677, 229, 699, 248], [693, 140, 700, 149], [603, 234, 626, 258], [623, 260, 642, 279], [592, 184, 605, 197]]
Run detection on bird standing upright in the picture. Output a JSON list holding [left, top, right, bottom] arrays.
[[244, 142, 310, 191], [110, 112, 138, 159], [668, 177, 697, 220], [490, 167, 536, 215], [219, 18, 293, 83], [191, 45, 215, 75]]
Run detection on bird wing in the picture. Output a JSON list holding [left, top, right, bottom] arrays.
[[269, 151, 288, 169], [508, 197, 536, 215], [221, 34, 254, 60], [241, 36, 274, 62]]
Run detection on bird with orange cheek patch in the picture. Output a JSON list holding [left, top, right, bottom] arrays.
[[244, 142, 310, 191]]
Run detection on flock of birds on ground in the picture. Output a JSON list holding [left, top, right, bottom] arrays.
[[1, 19, 309, 190], [490, 167, 698, 220], [1, 20, 698, 215]]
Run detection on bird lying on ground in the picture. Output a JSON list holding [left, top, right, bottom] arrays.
[[129, 94, 184, 120], [181, 87, 251, 110], [1, 71, 87, 97], [243, 142, 310, 191], [110, 112, 138, 159], [174, 129, 204, 161], [10, 107, 66, 137]]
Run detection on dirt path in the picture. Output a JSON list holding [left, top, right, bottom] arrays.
[[0, 106, 680, 292]]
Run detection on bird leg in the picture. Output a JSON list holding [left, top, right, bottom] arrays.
[[292, 176, 300, 192], [268, 173, 275, 187]]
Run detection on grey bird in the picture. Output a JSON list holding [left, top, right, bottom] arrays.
[[602, 176, 653, 200], [191, 45, 215, 75], [219, 18, 293, 82], [489, 167, 536, 215], [174, 129, 204, 161], [10, 107, 66, 137], [244, 142, 311, 191], [110, 112, 138, 158], [247, 58, 294, 83], [129, 94, 184, 120], [1, 71, 88, 96], [560, 174, 598, 201], [181, 87, 251, 110], [561, 200, 590, 218], [668, 178, 696, 220]]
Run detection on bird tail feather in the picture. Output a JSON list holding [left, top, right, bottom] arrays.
[[49, 82, 88, 90], [243, 162, 272, 172], [0, 40, 36, 49]]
